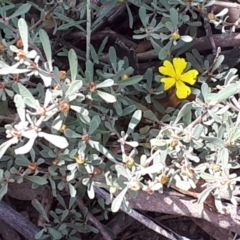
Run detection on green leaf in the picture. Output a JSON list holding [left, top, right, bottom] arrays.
[[18, 18, 29, 51], [96, 79, 114, 88], [115, 165, 129, 179], [170, 8, 178, 30], [173, 102, 192, 125], [211, 55, 224, 72], [89, 115, 101, 135], [65, 80, 82, 97], [90, 44, 99, 64], [39, 29, 53, 72], [68, 49, 78, 82], [35, 229, 45, 239], [9, 4, 31, 19], [208, 83, 239, 101], [198, 185, 216, 204], [38, 132, 69, 149], [111, 187, 128, 212], [0, 184, 8, 200], [47, 227, 63, 240], [25, 176, 48, 185], [13, 83, 37, 109], [116, 75, 143, 87], [109, 47, 117, 72], [97, 90, 116, 103], [126, 110, 142, 137], [89, 140, 118, 163], [64, 129, 82, 138], [32, 199, 49, 222], [68, 183, 76, 197], [0, 138, 18, 160]]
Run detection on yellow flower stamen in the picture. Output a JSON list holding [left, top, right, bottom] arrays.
[[159, 57, 198, 99]]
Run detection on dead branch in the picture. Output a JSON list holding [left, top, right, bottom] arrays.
[[0, 201, 40, 240]]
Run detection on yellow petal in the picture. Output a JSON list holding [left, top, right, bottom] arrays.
[[173, 58, 187, 76], [180, 69, 198, 85], [161, 77, 176, 90], [159, 60, 176, 77], [175, 80, 191, 99]]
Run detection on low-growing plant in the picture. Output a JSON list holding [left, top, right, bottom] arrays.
[[0, 0, 240, 239]]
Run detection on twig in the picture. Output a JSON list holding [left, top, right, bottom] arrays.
[[94, 187, 190, 240], [91, 213, 135, 240], [0, 201, 40, 240], [76, 196, 113, 240]]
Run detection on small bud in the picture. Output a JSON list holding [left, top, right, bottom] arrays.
[[16, 39, 24, 49], [169, 139, 179, 147], [59, 124, 67, 133], [59, 70, 67, 80], [28, 162, 37, 171], [208, 13, 215, 21], [128, 180, 140, 191], [121, 74, 129, 80], [124, 156, 135, 168], [58, 101, 70, 112], [171, 31, 180, 40], [52, 158, 60, 165], [82, 134, 90, 142], [75, 155, 85, 164], [158, 173, 169, 184]]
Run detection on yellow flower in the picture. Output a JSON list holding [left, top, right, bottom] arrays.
[[159, 58, 198, 99]]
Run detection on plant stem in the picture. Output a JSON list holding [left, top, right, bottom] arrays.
[[86, 0, 91, 61]]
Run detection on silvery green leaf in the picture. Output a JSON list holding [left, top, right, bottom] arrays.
[[70, 105, 89, 115], [44, 89, 53, 108], [111, 187, 128, 212], [14, 93, 25, 109], [25, 176, 48, 185], [208, 83, 239, 101], [143, 110, 159, 122], [39, 29, 53, 71], [38, 132, 69, 149], [207, 109, 222, 123], [192, 124, 204, 139], [65, 80, 83, 97], [150, 139, 167, 147], [170, 7, 178, 30], [18, 18, 29, 52], [32, 199, 49, 222], [109, 47, 117, 72], [180, 35, 192, 42], [13, 83, 38, 108], [174, 102, 192, 125], [89, 115, 101, 135], [0, 138, 18, 159], [9, 4, 31, 19], [138, 163, 164, 175], [115, 165, 130, 179], [217, 148, 229, 167], [96, 79, 114, 88], [0, 184, 8, 201], [126, 110, 142, 137], [68, 183, 76, 197], [64, 129, 82, 138], [97, 90, 116, 103], [52, 113, 65, 131], [38, 71, 52, 87], [15, 138, 35, 155], [89, 140, 117, 163], [211, 55, 224, 73], [35, 229, 44, 239], [47, 228, 62, 240], [125, 141, 138, 147], [198, 185, 216, 204], [116, 75, 143, 87], [68, 49, 78, 82], [87, 183, 95, 199], [0, 62, 21, 75], [201, 136, 225, 148], [215, 8, 228, 17]]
